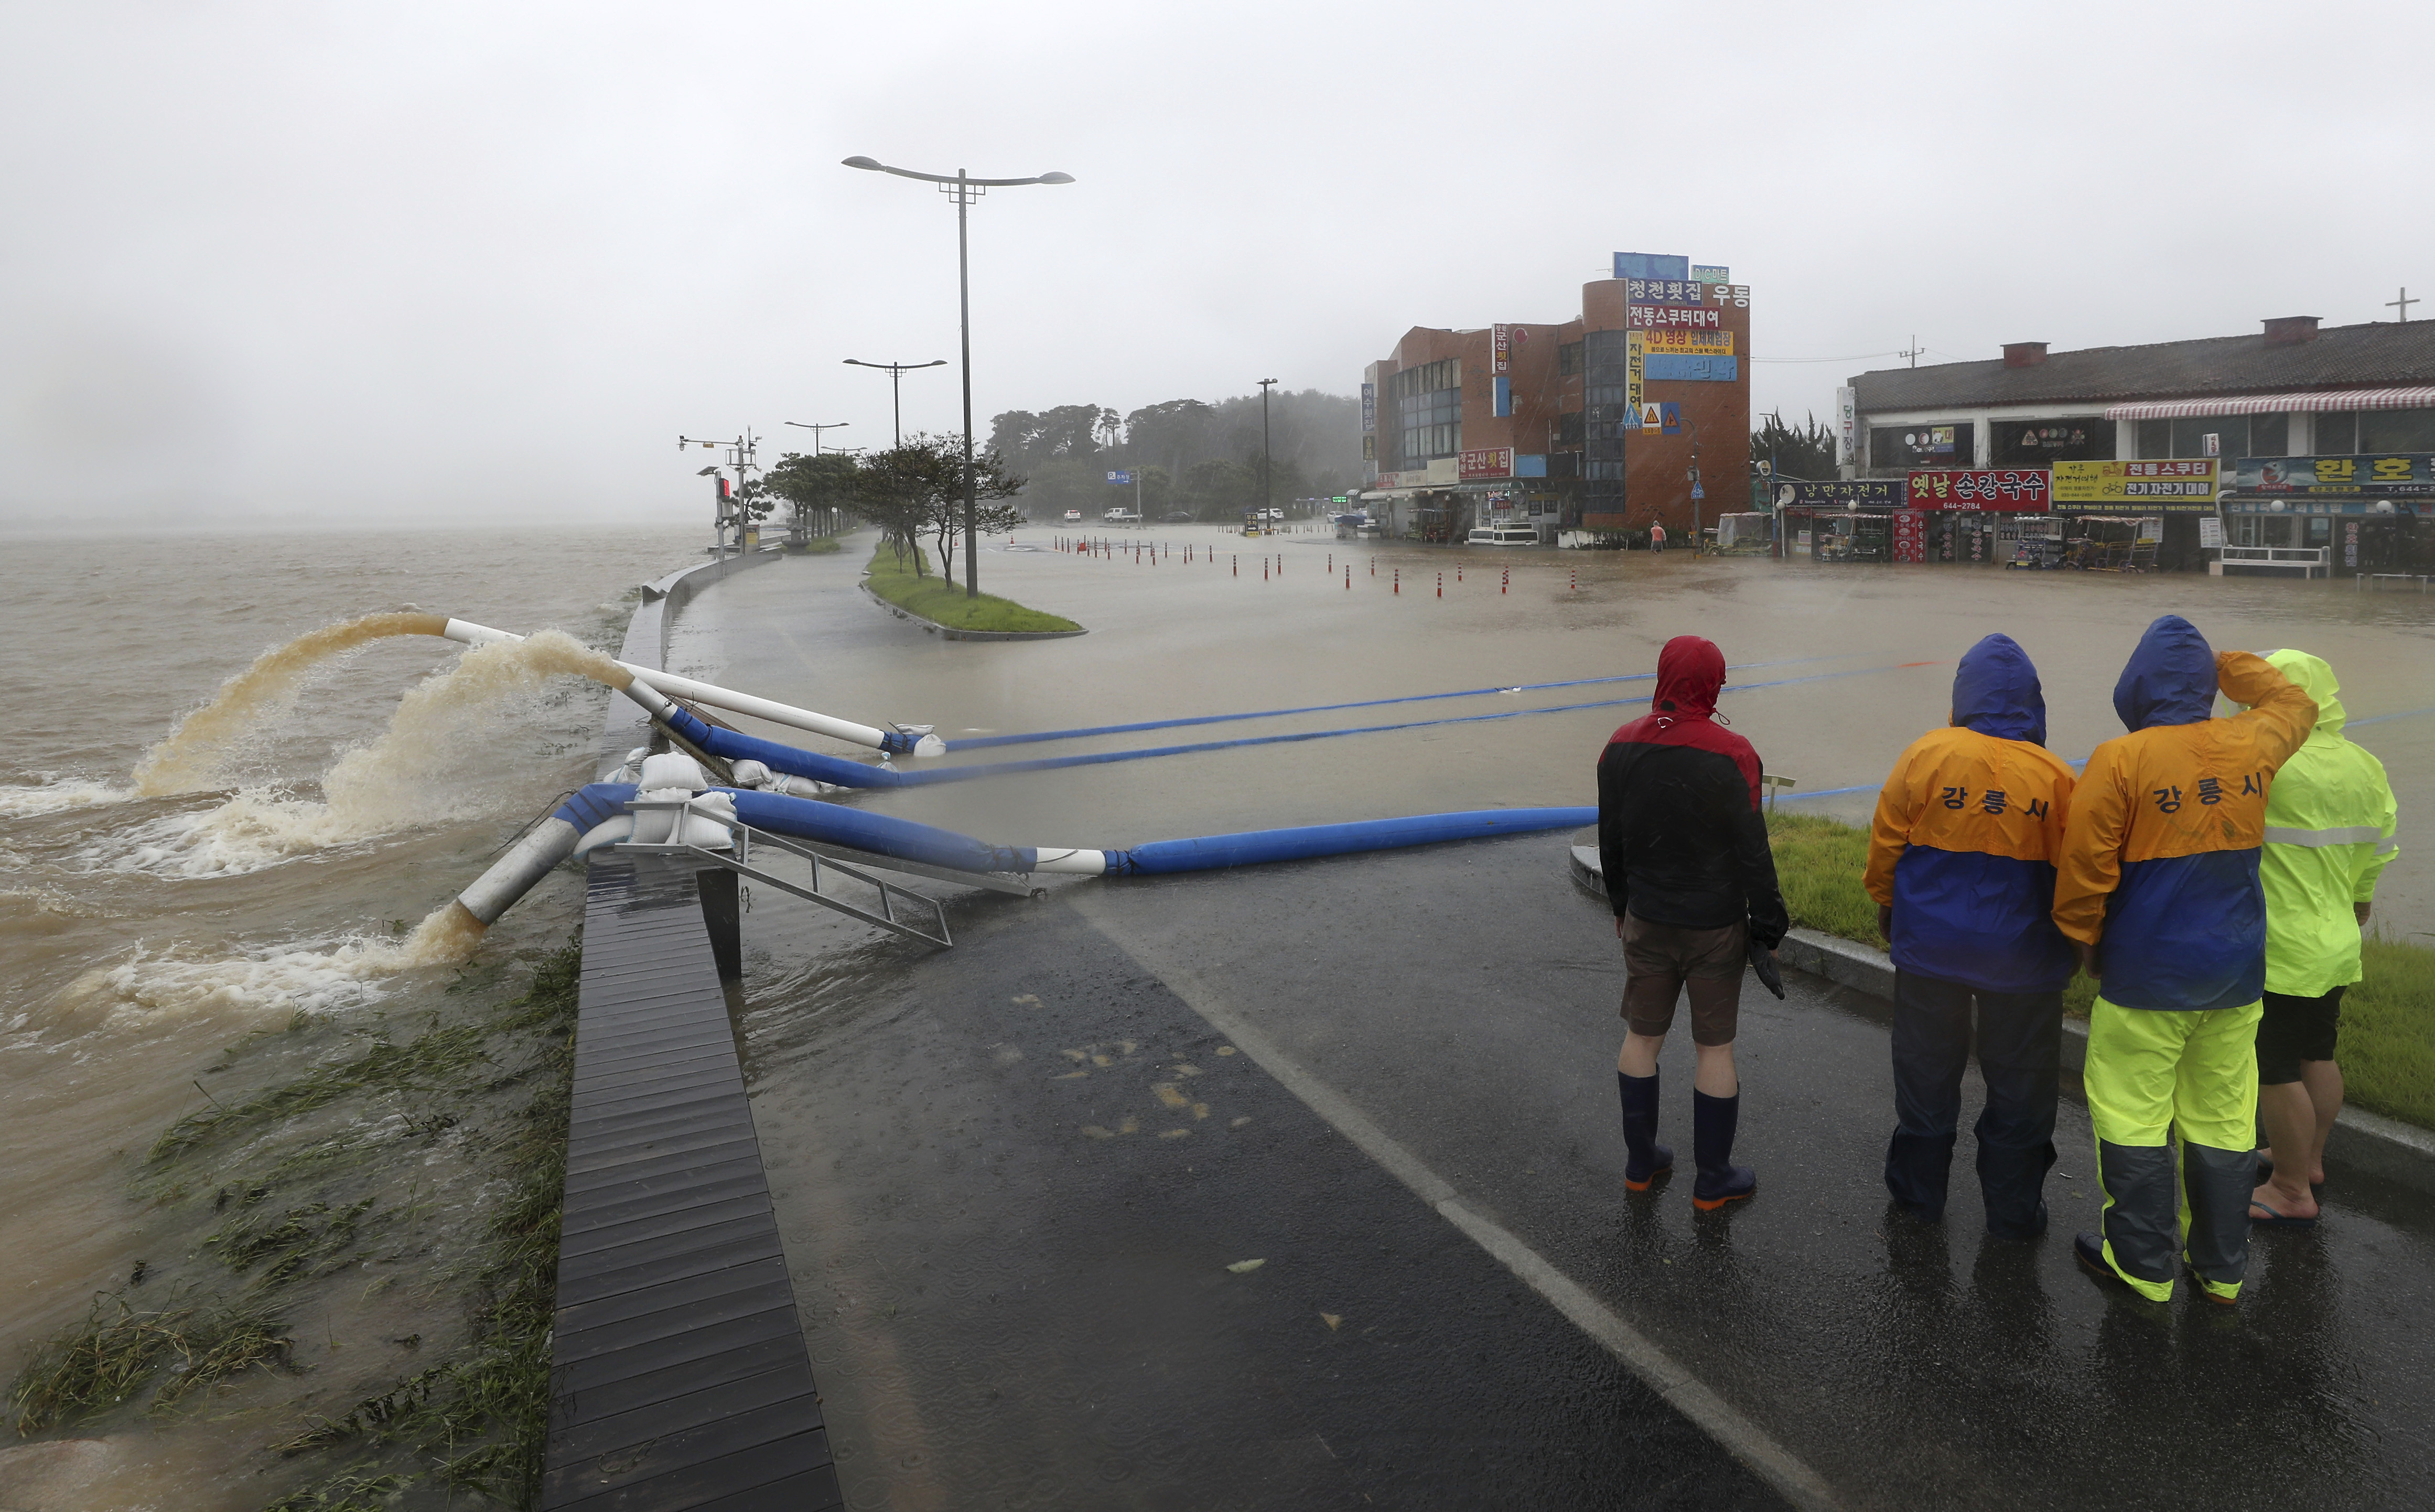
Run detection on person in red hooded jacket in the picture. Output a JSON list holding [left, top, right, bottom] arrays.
[[1598, 636, 1789, 1210]]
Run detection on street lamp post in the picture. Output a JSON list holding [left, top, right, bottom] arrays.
[[843, 156, 1074, 597], [843, 359, 947, 448], [1258, 378, 1278, 534], [784, 419, 850, 455]]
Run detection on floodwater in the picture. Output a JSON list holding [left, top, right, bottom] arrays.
[[6, 523, 2431, 1507], [655, 532, 2435, 1509], [674, 527, 2435, 941], [0, 524, 694, 1507]]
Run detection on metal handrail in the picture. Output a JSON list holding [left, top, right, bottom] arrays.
[[611, 796, 956, 947]]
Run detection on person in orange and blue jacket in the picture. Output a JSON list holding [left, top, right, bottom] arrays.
[[1864, 635, 2077, 1239], [2053, 614, 2315, 1306]]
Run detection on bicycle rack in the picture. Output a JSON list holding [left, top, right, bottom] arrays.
[[612, 796, 986, 948]]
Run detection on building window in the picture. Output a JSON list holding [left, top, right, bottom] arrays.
[[1559, 342, 1583, 376], [1869, 422, 1974, 469], [2361, 408, 2435, 452], [2314, 412, 2357, 453], [2307, 515, 2332, 546], [1388, 358, 1461, 401], [1558, 412, 1585, 446], [1991, 416, 2111, 465], [2137, 419, 2171, 458], [2170, 416, 2247, 459], [2252, 413, 2289, 457]]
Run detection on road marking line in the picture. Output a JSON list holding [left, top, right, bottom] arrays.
[[1069, 894, 1842, 1512]]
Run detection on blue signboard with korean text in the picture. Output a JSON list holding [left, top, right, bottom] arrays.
[[1106, 470, 1132, 485], [2233, 453, 2435, 497], [1643, 354, 1740, 382], [1613, 252, 1690, 282]]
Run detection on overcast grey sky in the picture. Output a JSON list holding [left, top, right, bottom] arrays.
[[2, 0, 2425, 527]]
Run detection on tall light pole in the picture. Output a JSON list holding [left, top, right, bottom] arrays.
[[843, 155, 1074, 597], [843, 358, 947, 448], [784, 419, 850, 454], [1258, 377, 1278, 533]]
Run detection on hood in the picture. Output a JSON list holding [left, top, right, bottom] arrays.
[[2113, 615, 2216, 731], [1950, 633, 2046, 745], [2264, 648, 2345, 737], [1652, 635, 1725, 718]]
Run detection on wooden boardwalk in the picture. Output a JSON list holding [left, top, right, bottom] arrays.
[[542, 855, 839, 1511]]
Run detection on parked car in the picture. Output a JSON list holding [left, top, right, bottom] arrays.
[[1063, 509, 1082, 523], [1162, 510, 1194, 523], [1467, 525, 1540, 546]]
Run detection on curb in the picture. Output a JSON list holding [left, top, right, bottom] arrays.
[[1567, 835, 2435, 1194], [858, 581, 1087, 641]]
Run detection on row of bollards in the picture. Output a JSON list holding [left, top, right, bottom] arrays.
[[1047, 537, 1586, 599]]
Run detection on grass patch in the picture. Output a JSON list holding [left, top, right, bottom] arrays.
[[1766, 812, 2435, 1123], [795, 535, 843, 555], [9, 1293, 292, 1433], [2337, 937, 2435, 1129], [865, 544, 1080, 633], [268, 937, 580, 1506], [148, 1023, 491, 1168]]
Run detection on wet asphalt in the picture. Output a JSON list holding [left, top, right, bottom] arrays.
[[673, 543, 2435, 1509]]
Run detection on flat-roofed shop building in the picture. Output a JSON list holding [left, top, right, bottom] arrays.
[[1360, 255, 1750, 543], [1845, 316, 2435, 571]]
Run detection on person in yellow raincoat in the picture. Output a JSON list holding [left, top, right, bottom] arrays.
[[2053, 615, 2315, 1305], [2242, 649, 2400, 1228]]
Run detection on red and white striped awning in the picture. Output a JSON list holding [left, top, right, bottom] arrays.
[[2106, 387, 2435, 420]]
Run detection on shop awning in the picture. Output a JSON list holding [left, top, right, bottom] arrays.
[[1361, 489, 1417, 501], [2105, 387, 2435, 420]]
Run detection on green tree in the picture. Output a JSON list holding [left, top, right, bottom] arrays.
[[759, 451, 859, 537], [854, 434, 1025, 587], [1752, 412, 1838, 482]]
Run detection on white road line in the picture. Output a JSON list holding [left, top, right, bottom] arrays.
[[1068, 894, 1842, 1512]]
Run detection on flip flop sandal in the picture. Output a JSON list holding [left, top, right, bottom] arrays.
[[2248, 1200, 2319, 1229]]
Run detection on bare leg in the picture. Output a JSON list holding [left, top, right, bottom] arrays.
[[1694, 1041, 1739, 1098], [2300, 1059, 2343, 1187], [2251, 1081, 2322, 1221], [1619, 1030, 1666, 1078]]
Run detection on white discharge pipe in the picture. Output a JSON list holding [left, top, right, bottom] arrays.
[[439, 618, 946, 757]]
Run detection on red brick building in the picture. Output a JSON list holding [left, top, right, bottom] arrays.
[[1361, 256, 1751, 542]]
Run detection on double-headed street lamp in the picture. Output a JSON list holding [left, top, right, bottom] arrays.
[[843, 358, 947, 449], [843, 155, 1074, 598]]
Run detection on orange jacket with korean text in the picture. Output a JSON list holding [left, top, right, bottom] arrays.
[[2052, 617, 2317, 1011]]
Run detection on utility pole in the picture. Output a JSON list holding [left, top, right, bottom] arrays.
[[1258, 377, 1278, 534], [1898, 334, 1925, 368]]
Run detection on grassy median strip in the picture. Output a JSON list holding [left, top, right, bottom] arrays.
[[1766, 812, 2435, 1128], [865, 545, 1080, 633]]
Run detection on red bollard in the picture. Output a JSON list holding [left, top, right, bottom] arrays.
[[1328, 553, 1333, 572], [1502, 567, 1509, 595], [1264, 558, 1270, 581], [1344, 566, 1350, 589], [1570, 568, 1577, 591], [1457, 564, 1463, 582], [1394, 568, 1400, 595], [1437, 571, 1443, 598], [1370, 557, 1375, 577], [1233, 554, 1238, 577]]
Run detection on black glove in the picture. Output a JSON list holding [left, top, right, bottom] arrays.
[[1747, 936, 1785, 1000]]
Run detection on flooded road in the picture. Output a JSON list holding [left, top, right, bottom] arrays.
[[669, 533, 2435, 1509]]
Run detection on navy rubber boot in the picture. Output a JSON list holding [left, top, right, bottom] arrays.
[[1619, 1071, 1672, 1191], [1691, 1089, 1757, 1211]]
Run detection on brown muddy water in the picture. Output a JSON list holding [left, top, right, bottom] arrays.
[[4, 522, 2430, 1508], [0, 525, 694, 1508], [678, 527, 2435, 942]]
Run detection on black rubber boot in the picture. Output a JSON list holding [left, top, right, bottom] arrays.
[[1619, 1071, 1672, 1191], [1691, 1089, 1756, 1211]]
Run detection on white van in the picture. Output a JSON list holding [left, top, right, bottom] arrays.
[[1467, 524, 1539, 546]]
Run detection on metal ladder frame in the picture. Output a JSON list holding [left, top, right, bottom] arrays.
[[611, 796, 979, 948]]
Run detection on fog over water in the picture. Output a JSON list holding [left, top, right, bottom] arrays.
[[4, 1, 2430, 526]]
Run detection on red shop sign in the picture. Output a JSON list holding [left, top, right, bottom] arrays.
[[1905, 469, 2051, 511]]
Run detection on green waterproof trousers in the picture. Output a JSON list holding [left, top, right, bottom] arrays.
[[2084, 997, 2264, 1302]]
